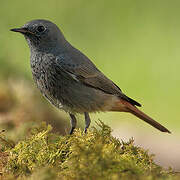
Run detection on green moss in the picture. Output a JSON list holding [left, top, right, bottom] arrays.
[[0, 121, 179, 180]]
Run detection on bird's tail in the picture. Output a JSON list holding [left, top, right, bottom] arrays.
[[112, 99, 171, 133]]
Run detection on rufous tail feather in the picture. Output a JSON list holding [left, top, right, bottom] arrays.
[[112, 99, 171, 133]]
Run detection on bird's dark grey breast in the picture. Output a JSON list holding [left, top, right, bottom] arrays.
[[30, 52, 106, 113], [30, 52, 66, 109]]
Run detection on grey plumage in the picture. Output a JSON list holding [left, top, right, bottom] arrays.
[[10, 19, 171, 134]]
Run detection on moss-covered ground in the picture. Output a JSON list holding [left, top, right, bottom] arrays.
[[0, 121, 179, 180]]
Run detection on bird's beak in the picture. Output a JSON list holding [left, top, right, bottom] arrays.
[[10, 27, 34, 35]]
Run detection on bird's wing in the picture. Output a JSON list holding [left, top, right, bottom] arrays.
[[54, 49, 141, 107], [55, 52, 122, 95]]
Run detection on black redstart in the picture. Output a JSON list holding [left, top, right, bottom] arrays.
[[10, 19, 171, 134]]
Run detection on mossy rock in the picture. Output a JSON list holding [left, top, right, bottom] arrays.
[[0, 121, 179, 180]]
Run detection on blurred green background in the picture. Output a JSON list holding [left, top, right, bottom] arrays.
[[0, 0, 180, 169]]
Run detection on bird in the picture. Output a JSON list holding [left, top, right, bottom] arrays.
[[10, 19, 171, 134]]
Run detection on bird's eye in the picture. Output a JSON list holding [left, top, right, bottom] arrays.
[[36, 25, 45, 33]]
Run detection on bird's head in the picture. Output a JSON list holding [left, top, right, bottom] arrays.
[[10, 19, 66, 51]]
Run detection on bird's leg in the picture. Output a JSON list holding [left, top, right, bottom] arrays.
[[69, 113, 77, 134], [84, 112, 91, 133]]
